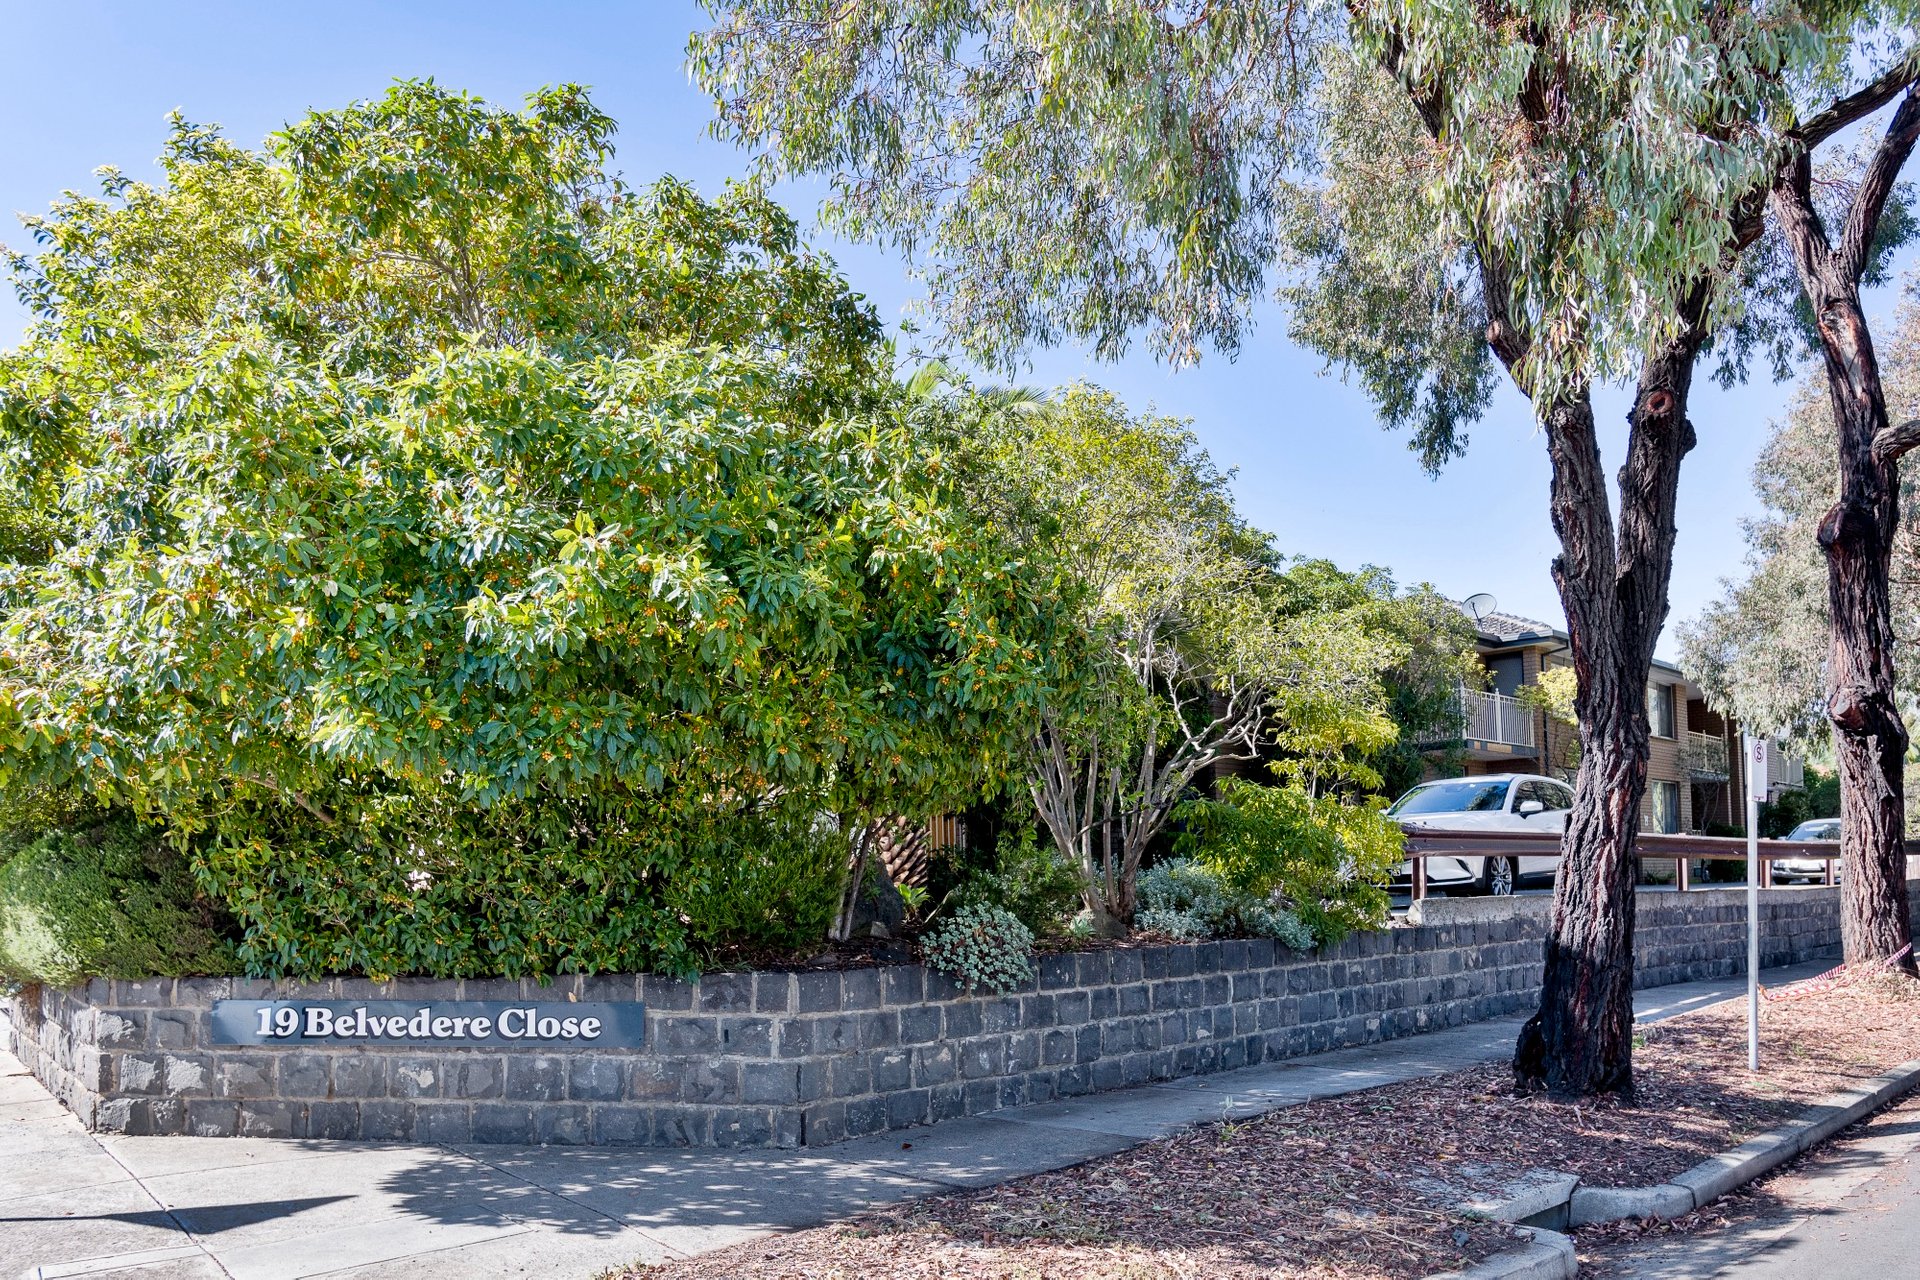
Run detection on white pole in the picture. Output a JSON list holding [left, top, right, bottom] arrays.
[[1745, 733, 1766, 1073]]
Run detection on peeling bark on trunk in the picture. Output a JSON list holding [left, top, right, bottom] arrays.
[[1806, 291, 1912, 967], [1772, 107, 1920, 971], [1501, 288, 1709, 1099]]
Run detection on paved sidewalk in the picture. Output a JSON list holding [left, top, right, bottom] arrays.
[[0, 961, 1832, 1280]]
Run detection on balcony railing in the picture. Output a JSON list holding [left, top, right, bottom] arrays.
[[1467, 690, 1536, 747], [1769, 749, 1805, 792], [1682, 730, 1729, 780], [1418, 688, 1535, 749]]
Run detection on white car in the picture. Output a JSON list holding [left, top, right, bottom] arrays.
[[1774, 817, 1840, 883], [1387, 773, 1573, 896]]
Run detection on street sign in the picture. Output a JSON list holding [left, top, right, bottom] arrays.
[[1749, 737, 1773, 799], [209, 999, 647, 1049]]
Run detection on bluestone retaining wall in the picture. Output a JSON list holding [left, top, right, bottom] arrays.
[[5, 882, 1911, 1148]]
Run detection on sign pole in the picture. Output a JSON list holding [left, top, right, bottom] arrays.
[[1745, 733, 1768, 1073]]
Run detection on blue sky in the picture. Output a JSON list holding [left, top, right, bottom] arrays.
[[1, 1, 1890, 660]]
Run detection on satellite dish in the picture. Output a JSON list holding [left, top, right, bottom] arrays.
[[1463, 593, 1498, 621]]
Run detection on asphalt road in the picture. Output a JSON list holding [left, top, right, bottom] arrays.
[[1584, 1094, 1920, 1279]]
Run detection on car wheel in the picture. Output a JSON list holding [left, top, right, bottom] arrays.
[[1480, 856, 1516, 897]]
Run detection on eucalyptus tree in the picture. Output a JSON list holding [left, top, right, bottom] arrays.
[[689, 0, 1823, 1097], [1760, 50, 1920, 967], [1292, 23, 1799, 1097], [1270, 16, 1920, 1054], [1682, 299, 1920, 776]]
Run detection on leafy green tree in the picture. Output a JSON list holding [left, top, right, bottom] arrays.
[[689, 1, 1759, 1096], [931, 382, 1416, 934], [1265, 562, 1478, 801], [0, 83, 1070, 976], [1516, 666, 1582, 781]]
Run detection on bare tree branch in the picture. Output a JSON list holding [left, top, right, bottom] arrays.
[[1841, 87, 1920, 282], [1871, 417, 1920, 467], [1792, 51, 1920, 151]]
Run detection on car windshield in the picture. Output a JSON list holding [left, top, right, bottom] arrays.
[[1387, 779, 1512, 816], [1786, 820, 1839, 841]]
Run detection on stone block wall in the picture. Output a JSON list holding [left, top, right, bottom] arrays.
[[5, 883, 1910, 1149], [1407, 882, 1867, 988]]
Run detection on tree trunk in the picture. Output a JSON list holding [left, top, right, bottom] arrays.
[[829, 822, 873, 943], [1812, 295, 1914, 968], [1771, 135, 1918, 972], [1513, 315, 1705, 1100]]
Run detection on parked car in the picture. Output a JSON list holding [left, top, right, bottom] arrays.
[[1387, 773, 1573, 896], [1773, 817, 1841, 884]]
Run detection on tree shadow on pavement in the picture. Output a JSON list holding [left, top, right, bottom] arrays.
[[0, 1195, 350, 1233]]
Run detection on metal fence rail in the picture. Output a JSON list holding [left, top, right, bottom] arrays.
[[1396, 828, 1891, 900]]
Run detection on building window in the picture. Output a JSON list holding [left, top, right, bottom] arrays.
[[1486, 654, 1524, 698], [1647, 683, 1676, 738], [1650, 780, 1680, 834]]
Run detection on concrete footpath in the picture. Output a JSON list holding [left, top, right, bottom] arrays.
[[0, 961, 1832, 1280]]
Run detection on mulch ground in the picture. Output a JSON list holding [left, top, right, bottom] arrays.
[[610, 969, 1920, 1280]]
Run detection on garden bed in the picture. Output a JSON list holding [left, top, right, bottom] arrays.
[[610, 971, 1920, 1280]]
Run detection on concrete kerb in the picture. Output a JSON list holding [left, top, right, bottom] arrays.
[[1428, 1057, 1920, 1280], [1664, 1056, 1920, 1209], [1565, 1180, 1692, 1226], [1425, 1228, 1577, 1280], [1457, 1170, 1579, 1230]]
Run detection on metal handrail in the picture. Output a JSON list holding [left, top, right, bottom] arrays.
[[1396, 827, 1890, 900]]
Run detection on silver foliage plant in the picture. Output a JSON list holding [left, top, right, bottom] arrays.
[[1134, 858, 1316, 952], [920, 902, 1036, 995]]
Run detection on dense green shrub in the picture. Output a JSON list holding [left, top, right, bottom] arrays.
[[1702, 854, 1749, 883], [667, 816, 849, 954], [932, 825, 1083, 937], [1761, 766, 1839, 837], [1174, 778, 1400, 943], [195, 794, 851, 980], [0, 786, 91, 847], [0, 812, 237, 985], [1134, 858, 1315, 950], [0, 84, 1071, 981], [920, 902, 1035, 993]]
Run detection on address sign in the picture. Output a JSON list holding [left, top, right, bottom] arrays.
[[209, 999, 647, 1049]]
